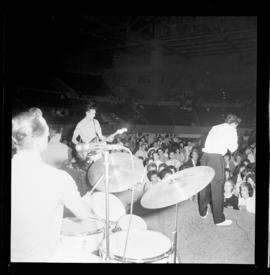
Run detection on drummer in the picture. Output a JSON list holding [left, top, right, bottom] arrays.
[[11, 107, 97, 262]]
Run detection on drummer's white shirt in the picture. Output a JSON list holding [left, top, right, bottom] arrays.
[[202, 123, 238, 155], [11, 151, 87, 262]]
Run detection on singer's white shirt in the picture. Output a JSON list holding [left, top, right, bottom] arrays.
[[11, 151, 88, 262], [72, 118, 102, 144], [202, 123, 238, 155]]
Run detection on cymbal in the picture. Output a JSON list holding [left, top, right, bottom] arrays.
[[87, 152, 145, 193], [141, 166, 215, 209]]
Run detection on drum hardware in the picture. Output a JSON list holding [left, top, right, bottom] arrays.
[[86, 147, 145, 262], [140, 166, 215, 263], [85, 144, 140, 262]]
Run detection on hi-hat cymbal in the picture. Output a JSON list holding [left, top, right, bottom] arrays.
[[88, 152, 145, 193], [141, 166, 215, 209]]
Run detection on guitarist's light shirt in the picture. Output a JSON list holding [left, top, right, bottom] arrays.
[[72, 118, 102, 144]]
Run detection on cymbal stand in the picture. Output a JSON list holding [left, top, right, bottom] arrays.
[[103, 150, 111, 262], [173, 203, 179, 263]]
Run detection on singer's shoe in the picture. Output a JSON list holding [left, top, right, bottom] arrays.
[[200, 209, 209, 219], [216, 219, 232, 226]]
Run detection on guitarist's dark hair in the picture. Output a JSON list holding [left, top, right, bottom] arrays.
[[85, 104, 97, 113]]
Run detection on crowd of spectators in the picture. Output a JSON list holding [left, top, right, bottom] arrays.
[[23, 120, 255, 214], [113, 131, 256, 212]]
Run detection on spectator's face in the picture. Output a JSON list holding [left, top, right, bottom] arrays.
[[150, 174, 159, 184], [224, 155, 230, 163], [153, 152, 159, 160], [163, 172, 172, 179], [148, 166, 156, 172], [241, 186, 249, 199], [224, 181, 233, 193], [236, 156, 242, 163], [247, 177, 255, 186], [169, 152, 174, 159], [192, 151, 199, 161], [176, 149, 180, 154]]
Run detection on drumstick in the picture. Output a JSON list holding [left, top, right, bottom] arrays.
[[89, 174, 105, 196]]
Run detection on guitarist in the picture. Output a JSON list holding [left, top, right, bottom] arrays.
[[71, 104, 114, 163], [72, 104, 113, 146]]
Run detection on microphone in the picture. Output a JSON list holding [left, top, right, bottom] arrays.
[[101, 144, 127, 151]]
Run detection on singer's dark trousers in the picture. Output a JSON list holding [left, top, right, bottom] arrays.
[[198, 152, 226, 224]]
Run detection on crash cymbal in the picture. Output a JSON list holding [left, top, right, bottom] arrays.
[[141, 166, 215, 209], [87, 152, 145, 193]]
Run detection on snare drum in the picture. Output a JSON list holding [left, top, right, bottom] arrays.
[[90, 192, 126, 223], [100, 229, 173, 263], [61, 217, 105, 253], [117, 214, 147, 231]]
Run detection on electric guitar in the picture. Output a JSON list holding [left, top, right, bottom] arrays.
[[75, 128, 127, 153]]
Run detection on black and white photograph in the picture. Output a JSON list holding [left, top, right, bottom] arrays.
[[2, 10, 269, 269]]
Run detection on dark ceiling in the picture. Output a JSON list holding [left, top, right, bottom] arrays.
[[7, 11, 257, 126], [7, 13, 257, 77]]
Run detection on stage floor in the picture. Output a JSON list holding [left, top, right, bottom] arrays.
[[132, 199, 255, 264]]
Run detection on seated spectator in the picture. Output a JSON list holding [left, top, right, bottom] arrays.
[[224, 179, 239, 210], [225, 168, 232, 181], [232, 151, 243, 167], [163, 147, 169, 159], [157, 147, 168, 163], [233, 164, 247, 196], [147, 147, 156, 159], [135, 142, 148, 160], [245, 173, 256, 189], [179, 148, 200, 170], [167, 165, 177, 174], [158, 163, 168, 174], [159, 167, 173, 180], [174, 147, 185, 167], [183, 140, 194, 162], [143, 170, 160, 193], [166, 150, 181, 170], [41, 125, 71, 169], [241, 159, 251, 168], [239, 182, 255, 214], [152, 150, 163, 168], [224, 153, 232, 171], [146, 162, 158, 172]]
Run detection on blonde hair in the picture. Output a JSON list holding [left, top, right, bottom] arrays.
[[12, 108, 48, 150]]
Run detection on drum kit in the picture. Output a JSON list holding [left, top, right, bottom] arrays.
[[60, 143, 215, 263]]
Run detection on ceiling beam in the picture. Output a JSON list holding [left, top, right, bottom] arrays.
[[169, 44, 256, 54], [161, 28, 256, 43]]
